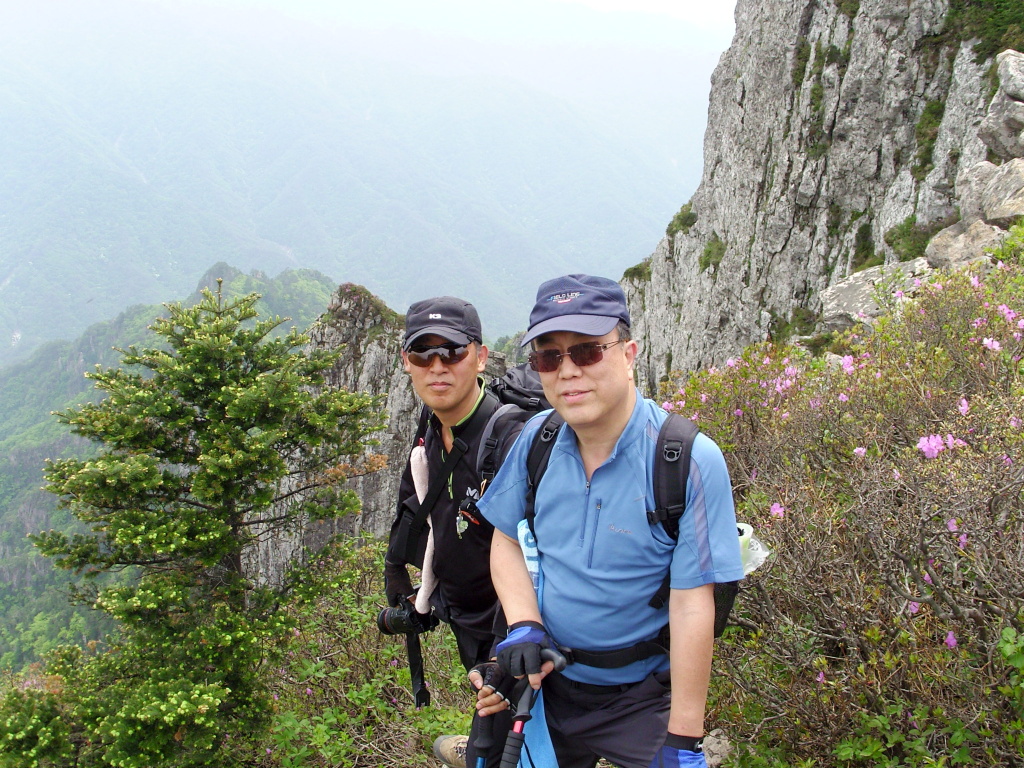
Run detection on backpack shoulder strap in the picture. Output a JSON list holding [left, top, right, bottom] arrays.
[[647, 413, 699, 611], [477, 403, 525, 484], [524, 410, 564, 536], [647, 412, 700, 538]]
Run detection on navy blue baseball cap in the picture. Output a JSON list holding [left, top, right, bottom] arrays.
[[403, 296, 483, 350], [521, 274, 631, 346]]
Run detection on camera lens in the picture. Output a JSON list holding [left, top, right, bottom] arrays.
[[377, 605, 413, 635]]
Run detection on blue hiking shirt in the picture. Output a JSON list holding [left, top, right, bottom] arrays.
[[477, 391, 744, 685]]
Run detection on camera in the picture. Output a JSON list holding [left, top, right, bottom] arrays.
[[376, 602, 437, 635]]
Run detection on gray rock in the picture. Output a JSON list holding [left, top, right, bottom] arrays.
[[820, 258, 931, 332], [979, 51, 1024, 160], [981, 157, 1024, 227], [925, 219, 1006, 269], [957, 161, 999, 222]]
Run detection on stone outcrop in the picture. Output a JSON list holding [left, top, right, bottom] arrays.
[[625, 0, 1001, 395]]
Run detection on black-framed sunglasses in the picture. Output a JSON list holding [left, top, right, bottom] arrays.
[[406, 343, 472, 368], [528, 339, 623, 373]]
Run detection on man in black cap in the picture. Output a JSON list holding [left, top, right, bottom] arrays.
[[384, 296, 512, 768]]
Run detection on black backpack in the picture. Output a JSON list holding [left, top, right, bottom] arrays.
[[521, 409, 740, 666], [476, 363, 551, 486]]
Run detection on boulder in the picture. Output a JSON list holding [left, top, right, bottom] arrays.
[[981, 157, 1024, 227], [820, 258, 931, 331], [979, 50, 1024, 160], [926, 219, 1007, 268], [956, 161, 998, 222]]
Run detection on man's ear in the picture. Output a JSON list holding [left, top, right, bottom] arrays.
[[476, 344, 489, 373], [401, 351, 413, 374], [623, 339, 639, 379]]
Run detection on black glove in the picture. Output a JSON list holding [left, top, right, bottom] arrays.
[[469, 661, 514, 699], [406, 605, 440, 634], [383, 559, 413, 607], [495, 621, 554, 677]]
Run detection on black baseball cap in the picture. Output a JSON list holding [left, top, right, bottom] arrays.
[[521, 274, 630, 346], [403, 296, 483, 351]]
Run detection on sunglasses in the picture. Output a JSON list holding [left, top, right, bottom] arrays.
[[406, 343, 471, 367], [528, 339, 623, 373]]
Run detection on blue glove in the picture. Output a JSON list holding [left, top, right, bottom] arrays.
[[649, 735, 708, 768], [495, 621, 554, 677]]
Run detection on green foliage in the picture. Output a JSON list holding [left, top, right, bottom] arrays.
[[852, 222, 882, 271], [700, 234, 726, 273], [884, 216, 932, 262], [0, 286, 384, 767], [945, 0, 1024, 61], [835, 0, 860, 20], [666, 202, 697, 238], [665, 231, 1024, 764], [792, 38, 812, 88], [253, 539, 472, 768], [622, 261, 652, 283], [912, 100, 946, 181], [0, 266, 338, 673], [769, 307, 820, 344]]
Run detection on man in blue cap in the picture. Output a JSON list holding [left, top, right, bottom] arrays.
[[477, 275, 744, 768]]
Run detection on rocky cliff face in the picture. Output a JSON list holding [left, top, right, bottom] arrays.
[[625, 0, 995, 396]]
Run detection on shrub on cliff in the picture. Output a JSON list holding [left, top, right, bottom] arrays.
[[664, 224, 1024, 766]]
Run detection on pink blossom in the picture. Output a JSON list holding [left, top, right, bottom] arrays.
[[894, 289, 904, 298], [893, 469, 901, 480], [913, 278, 922, 287], [838, 393, 849, 402], [841, 355, 855, 374], [763, 356, 772, 365], [908, 602, 920, 614], [770, 503, 786, 518], [1012, 417, 1022, 429], [958, 533, 968, 549], [982, 337, 1002, 351], [944, 434, 966, 449], [1004, 455, 1014, 467], [998, 304, 1017, 322], [700, 393, 708, 403], [971, 317, 987, 329], [853, 447, 867, 457], [734, 408, 744, 417], [958, 398, 969, 415], [924, 572, 933, 585], [306, 687, 313, 695], [726, 358, 737, 368], [662, 401, 675, 411], [970, 275, 981, 288], [946, 518, 958, 532], [816, 671, 825, 683], [917, 434, 945, 459], [945, 631, 957, 649]]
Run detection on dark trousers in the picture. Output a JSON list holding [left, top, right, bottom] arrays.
[[530, 670, 672, 768], [450, 622, 512, 768]]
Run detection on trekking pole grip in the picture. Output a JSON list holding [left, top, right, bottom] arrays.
[[473, 707, 495, 753], [499, 731, 526, 768]]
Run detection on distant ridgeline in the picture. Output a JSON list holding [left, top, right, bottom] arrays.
[[0, 264, 337, 669]]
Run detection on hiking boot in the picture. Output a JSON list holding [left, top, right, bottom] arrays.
[[432, 734, 468, 768]]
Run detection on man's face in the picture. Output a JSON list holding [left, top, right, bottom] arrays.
[[402, 334, 488, 425], [532, 328, 637, 436]]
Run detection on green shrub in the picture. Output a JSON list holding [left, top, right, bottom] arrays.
[[700, 234, 726, 273], [667, 202, 697, 238], [664, 227, 1024, 764], [912, 100, 946, 181], [852, 222, 882, 271], [945, 0, 1024, 61], [623, 260, 652, 283], [792, 38, 812, 87]]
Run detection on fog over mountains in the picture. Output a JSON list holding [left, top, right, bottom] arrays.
[[0, 0, 725, 365]]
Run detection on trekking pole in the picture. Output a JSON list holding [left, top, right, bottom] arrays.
[[499, 648, 566, 768], [473, 706, 495, 768]]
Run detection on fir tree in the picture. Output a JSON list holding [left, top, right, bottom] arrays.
[[1, 284, 383, 767]]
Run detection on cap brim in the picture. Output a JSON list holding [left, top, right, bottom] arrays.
[[520, 315, 620, 346], [403, 327, 475, 350]]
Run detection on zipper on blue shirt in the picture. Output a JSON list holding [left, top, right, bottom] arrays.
[[579, 480, 590, 549], [587, 498, 602, 568]]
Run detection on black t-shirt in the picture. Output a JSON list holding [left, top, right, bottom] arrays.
[[387, 388, 513, 637]]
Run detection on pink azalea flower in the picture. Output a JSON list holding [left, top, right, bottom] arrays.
[[946, 518, 958, 532], [958, 533, 968, 549], [970, 275, 981, 287], [945, 631, 957, 649], [924, 572, 933, 585], [983, 337, 1001, 351], [734, 408, 744, 417], [770, 503, 785, 518], [726, 358, 737, 368], [838, 393, 849, 402], [958, 398, 969, 415], [853, 447, 867, 457], [816, 671, 825, 683], [663, 401, 675, 411], [841, 355, 855, 374], [908, 602, 920, 614], [917, 435, 944, 459], [894, 289, 904, 298]]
